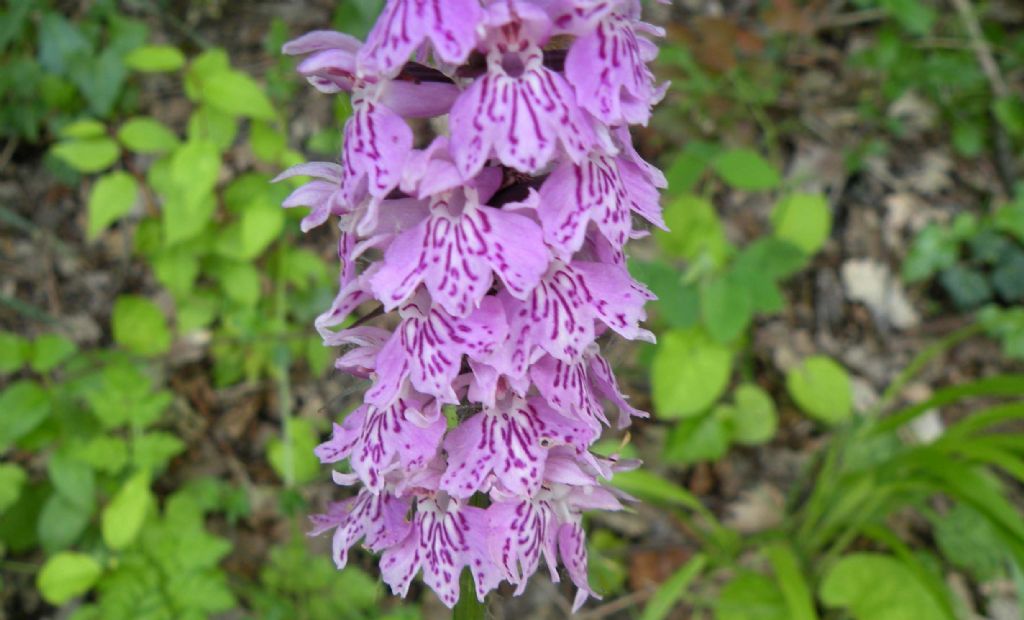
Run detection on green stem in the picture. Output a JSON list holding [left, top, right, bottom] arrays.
[[452, 570, 487, 620]]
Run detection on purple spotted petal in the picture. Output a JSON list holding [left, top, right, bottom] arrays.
[[440, 397, 595, 499], [380, 498, 502, 607], [564, 8, 665, 125], [503, 260, 654, 375], [486, 499, 559, 593], [366, 294, 508, 406], [558, 522, 599, 612], [449, 22, 595, 177], [309, 489, 411, 569], [341, 95, 414, 205], [537, 152, 665, 259], [359, 0, 484, 77], [372, 190, 549, 317]]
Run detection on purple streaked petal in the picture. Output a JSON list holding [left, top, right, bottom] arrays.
[[359, 0, 483, 76]]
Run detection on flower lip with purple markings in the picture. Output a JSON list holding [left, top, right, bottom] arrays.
[[280, 0, 666, 612]]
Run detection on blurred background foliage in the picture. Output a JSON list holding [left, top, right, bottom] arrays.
[[1, 0, 1023, 619]]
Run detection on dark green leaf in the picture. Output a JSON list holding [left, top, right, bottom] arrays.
[[0, 381, 52, 450]]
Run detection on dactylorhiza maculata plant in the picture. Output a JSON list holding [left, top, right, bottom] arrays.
[[278, 0, 667, 611]]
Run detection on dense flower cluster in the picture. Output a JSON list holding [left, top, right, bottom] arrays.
[[281, 0, 666, 610]]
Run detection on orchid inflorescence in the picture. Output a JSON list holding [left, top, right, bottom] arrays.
[[279, 0, 667, 610]]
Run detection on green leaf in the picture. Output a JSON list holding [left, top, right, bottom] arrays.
[[629, 260, 700, 329], [184, 48, 231, 101], [200, 69, 277, 120], [994, 200, 1024, 243], [36, 552, 102, 605], [188, 105, 239, 151], [701, 272, 753, 343], [934, 503, 1007, 582], [652, 328, 733, 419], [87, 171, 138, 240], [124, 45, 185, 72], [250, 121, 287, 163], [993, 251, 1024, 302], [820, 553, 951, 620], [38, 493, 91, 552], [664, 150, 708, 194], [0, 331, 29, 373], [163, 140, 221, 245], [133, 432, 186, 473], [211, 260, 263, 306], [102, 471, 152, 550], [70, 436, 129, 475], [29, 333, 76, 374], [881, 0, 936, 35], [994, 95, 1024, 138], [711, 148, 780, 191], [152, 248, 200, 299], [715, 572, 788, 620], [656, 194, 731, 266], [0, 380, 52, 450], [47, 452, 95, 512], [939, 264, 992, 310], [902, 224, 959, 282], [0, 464, 26, 514], [785, 356, 853, 424], [641, 554, 708, 620], [51, 138, 121, 173], [665, 412, 730, 464], [771, 193, 832, 254], [59, 119, 106, 140], [609, 469, 705, 511], [112, 295, 171, 357], [83, 362, 171, 430], [117, 117, 180, 154], [727, 384, 778, 445], [765, 544, 818, 620], [267, 418, 320, 486], [978, 306, 1024, 360], [215, 202, 285, 260]]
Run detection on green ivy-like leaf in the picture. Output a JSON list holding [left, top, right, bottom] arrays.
[[102, 471, 152, 550], [711, 148, 780, 191], [124, 45, 185, 73], [51, 138, 121, 173], [820, 553, 950, 620], [117, 117, 180, 154]]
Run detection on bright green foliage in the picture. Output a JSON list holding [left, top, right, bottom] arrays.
[[29, 333, 77, 373], [820, 553, 951, 620], [117, 117, 180, 153], [0, 331, 30, 373], [51, 137, 121, 173], [715, 572, 788, 620], [37, 552, 103, 605], [0, 464, 27, 515], [0, 380, 52, 450], [771, 193, 832, 255], [112, 295, 172, 357], [652, 328, 733, 419], [711, 148, 780, 191], [124, 45, 185, 73], [102, 471, 152, 550], [725, 384, 778, 445], [268, 418, 321, 486], [785, 356, 853, 424], [87, 171, 138, 239]]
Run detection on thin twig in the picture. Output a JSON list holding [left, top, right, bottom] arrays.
[[0, 137, 18, 171], [575, 588, 656, 620], [950, 0, 1017, 196]]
